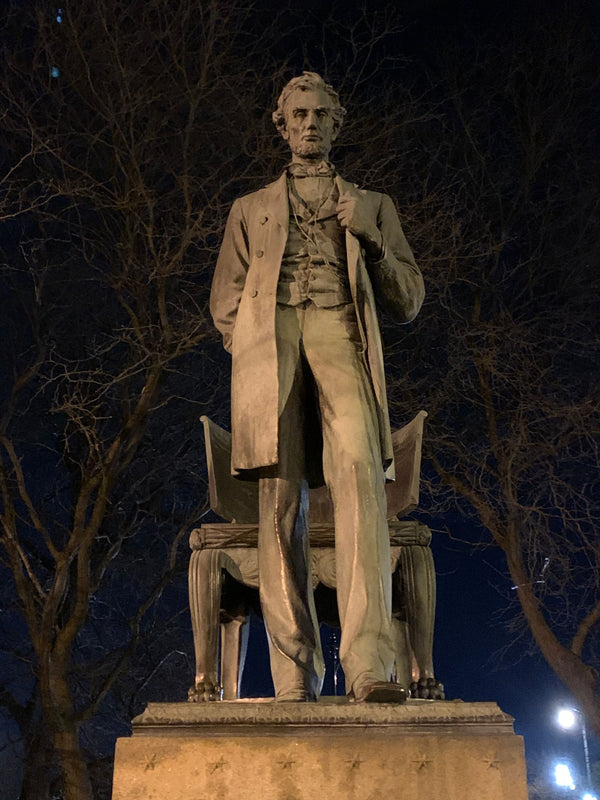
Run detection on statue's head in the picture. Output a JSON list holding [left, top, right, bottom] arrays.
[[272, 72, 346, 161]]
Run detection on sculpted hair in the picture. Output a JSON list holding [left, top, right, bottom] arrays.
[[272, 71, 346, 135]]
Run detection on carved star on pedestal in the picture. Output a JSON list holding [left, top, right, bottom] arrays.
[[144, 754, 157, 772], [208, 756, 228, 774], [483, 756, 502, 769], [412, 755, 433, 770], [345, 756, 364, 770]]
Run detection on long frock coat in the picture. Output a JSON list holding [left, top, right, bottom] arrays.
[[209, 172, 424, 484]]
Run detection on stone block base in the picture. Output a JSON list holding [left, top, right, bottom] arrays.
[[112, 700, 528, 800]]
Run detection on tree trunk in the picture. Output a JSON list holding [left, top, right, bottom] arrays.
[[53, 726, 94, 800], [39, 656, 94, 800]]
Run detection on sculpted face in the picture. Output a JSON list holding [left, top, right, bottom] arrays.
[[281, 87, 339, 162]]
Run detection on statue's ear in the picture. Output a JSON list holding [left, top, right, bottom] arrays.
[[280, 124, 290, 142]]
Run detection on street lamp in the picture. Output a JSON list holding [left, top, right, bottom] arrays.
[[559, 709, 578, 730], [556, 706, 592, 788], [555, 762, 576, 790]]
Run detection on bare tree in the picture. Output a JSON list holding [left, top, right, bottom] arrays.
[[0, 0, 293, 797], [0, 2, 430, 796], [384, 9, 600, 739], [4, 2, 596, 796]]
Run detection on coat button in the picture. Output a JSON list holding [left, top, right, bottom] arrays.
[[256, 250, 264, 258], [260, 216, 268, 224], [251, 288, 258, 297]]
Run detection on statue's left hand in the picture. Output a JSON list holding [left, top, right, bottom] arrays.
[[337, 188, 383, 256], [337, 188, 377, 237]]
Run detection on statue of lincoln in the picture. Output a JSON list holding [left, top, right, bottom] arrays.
[[210, 72, 424, 702]]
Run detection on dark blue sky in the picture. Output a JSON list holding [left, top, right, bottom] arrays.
[[1, 0, 598, 796]]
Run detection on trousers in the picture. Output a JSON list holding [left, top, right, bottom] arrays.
[[258, 301, 396, 700]]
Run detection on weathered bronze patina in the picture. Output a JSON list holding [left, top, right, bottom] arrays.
[[209, 72, 424, 703]]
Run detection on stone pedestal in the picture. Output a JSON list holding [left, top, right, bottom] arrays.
[[112, 700, 528, 800]]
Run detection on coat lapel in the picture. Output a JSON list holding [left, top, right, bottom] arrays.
[[260, 173, 289, 234], [335, 174, 362, 297]]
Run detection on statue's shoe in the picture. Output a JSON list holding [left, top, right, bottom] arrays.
[[351, 681, 407, 704], [274, 690, 317, 702]]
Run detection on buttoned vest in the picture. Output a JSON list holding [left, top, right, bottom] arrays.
[[276, 178, 351, 307]]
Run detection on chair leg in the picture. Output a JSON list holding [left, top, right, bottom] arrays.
[[188, 549, 225, 701], [400, 545, 445, 699], [220, 615, 249, 700], [390, 616, 412, 689]]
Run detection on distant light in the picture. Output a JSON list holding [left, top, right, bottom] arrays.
[[554, 763, 575, 789], [51, 66, 60, 79], [582, 794, 597, 800], [558, 709, 578, 730], [56, 8, 63, 23]]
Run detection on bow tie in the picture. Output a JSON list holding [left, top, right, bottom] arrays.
[[288, 161, 335, 178]]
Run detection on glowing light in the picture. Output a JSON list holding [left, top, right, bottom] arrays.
[[56, 8, 63, 23], [558, 708, 577, 729], [582, 793, 597, 800], [554, 763, 575, 789], [50, 66, 60, 79]]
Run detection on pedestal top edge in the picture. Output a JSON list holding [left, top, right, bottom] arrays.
[[133, 700, 514, 729]]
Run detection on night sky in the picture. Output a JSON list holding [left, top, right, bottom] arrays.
[[396, 0, 598, 786], [211, 0, 600, 785], [1, 0, 598, 797]]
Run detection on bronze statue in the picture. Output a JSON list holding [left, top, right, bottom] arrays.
[[210, 72, 424, 703]]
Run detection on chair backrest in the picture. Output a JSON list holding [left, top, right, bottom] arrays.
[[200, 410, 427, 524]]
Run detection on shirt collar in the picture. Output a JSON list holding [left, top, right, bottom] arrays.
[[287, 160, 336, 178]]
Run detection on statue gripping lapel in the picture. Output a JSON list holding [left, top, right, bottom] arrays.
[[209, 72, 425, 703]]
